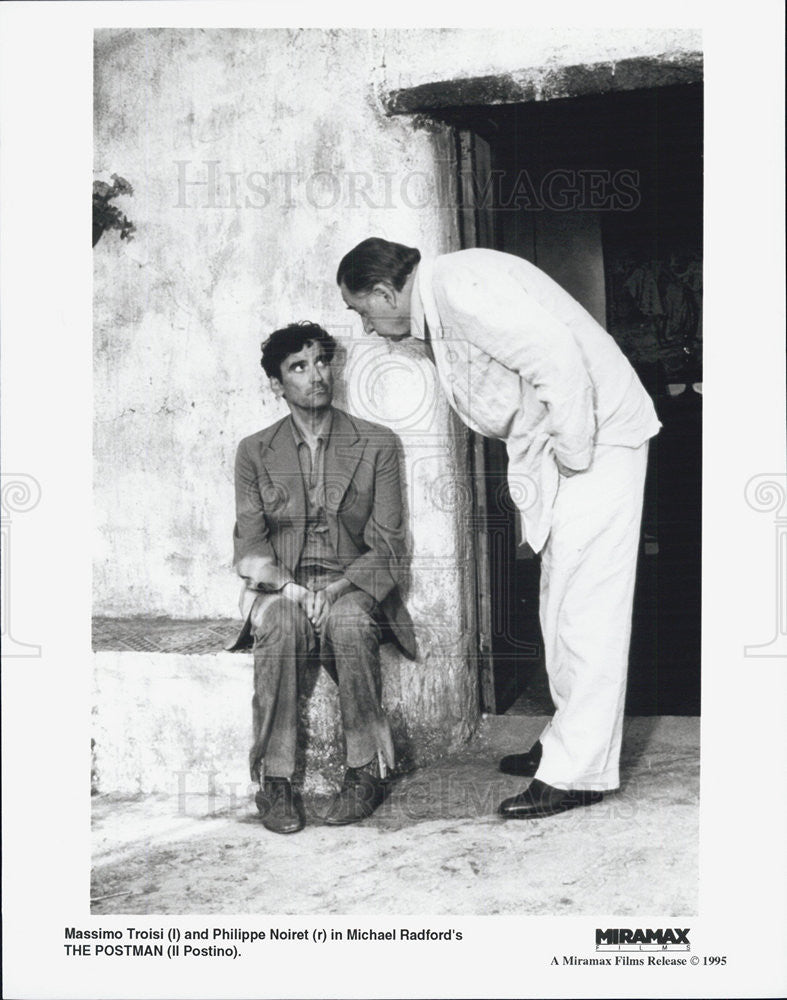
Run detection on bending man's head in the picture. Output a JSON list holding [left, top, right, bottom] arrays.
[[336, 237, 421, 295], [337, 237, 420, 340]]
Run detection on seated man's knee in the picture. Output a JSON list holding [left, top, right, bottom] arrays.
[[251, 594, 310, 645], [324, 593, 377, 645]]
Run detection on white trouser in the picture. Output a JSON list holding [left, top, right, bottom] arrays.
[[535, 442, 649, 791]]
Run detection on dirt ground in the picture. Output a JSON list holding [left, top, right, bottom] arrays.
[[91, 715, 698, 916]]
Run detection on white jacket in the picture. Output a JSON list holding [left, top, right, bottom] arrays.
[[411, 248, 660, 551]]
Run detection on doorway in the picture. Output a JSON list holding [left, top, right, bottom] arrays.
[[449, 83, 703, 715]]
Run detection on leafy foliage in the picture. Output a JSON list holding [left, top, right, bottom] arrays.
[[93, 173, 136, 246]]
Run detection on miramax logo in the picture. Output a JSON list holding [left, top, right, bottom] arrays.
[[596, 928, 690, 951]]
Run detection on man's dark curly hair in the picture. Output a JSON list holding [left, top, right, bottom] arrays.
[[260, 321, 338, 380]]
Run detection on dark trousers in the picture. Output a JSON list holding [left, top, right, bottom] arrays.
[[248, 569, 393, 782]]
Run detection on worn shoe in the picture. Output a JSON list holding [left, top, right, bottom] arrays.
[[498, 778, 603, 820], [256, 777, 305, 834], [323, 766, 387, 825], [498, 739, 543, 777]]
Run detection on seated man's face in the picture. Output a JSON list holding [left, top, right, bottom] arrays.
[[271, 341, 334, 413]]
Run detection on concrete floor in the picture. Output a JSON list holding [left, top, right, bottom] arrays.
[[91, 714, 698, 916]]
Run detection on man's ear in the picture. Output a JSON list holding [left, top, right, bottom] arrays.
[[269, 376, 284, 398], [372, 282, 397, 306]]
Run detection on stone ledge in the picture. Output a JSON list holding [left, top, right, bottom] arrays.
[[92, 645, 476, 797]]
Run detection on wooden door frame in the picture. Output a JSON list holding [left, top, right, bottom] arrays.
[[455, 128, 499, 713]]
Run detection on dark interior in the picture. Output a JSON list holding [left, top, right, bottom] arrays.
[[444, 84, 703, 715]]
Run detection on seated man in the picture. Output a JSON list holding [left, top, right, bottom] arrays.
[[230, 321, 415, 834]]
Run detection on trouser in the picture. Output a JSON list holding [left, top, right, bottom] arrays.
[[247, 568, 393, 782], [535, 442, 649, 792]]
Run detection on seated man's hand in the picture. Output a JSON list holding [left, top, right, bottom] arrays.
[[281, 581, 310, 611], [310, 578, 355, 633], [238, 555, 274, 590]]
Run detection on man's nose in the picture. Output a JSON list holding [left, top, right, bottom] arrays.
[[311, 367, 325, 383], [362, 316, 375, 335]]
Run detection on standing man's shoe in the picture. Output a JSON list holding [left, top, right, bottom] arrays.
[[498, 739, 543, 777], [324, 765, 388, 825], [256, 777, 305, 834], [498, 778, 603, 820]]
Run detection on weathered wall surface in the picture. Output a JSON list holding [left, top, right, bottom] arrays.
[[94, 28, 464, 616], [93, 28, 478, 759]]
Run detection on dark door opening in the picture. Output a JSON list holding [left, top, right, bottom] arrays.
[[452, 83, 703, 715]]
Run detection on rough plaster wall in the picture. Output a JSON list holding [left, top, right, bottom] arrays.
[[379, 27, 702, 94], [94, 28, 478, 752], [94, 28, 461, 613]]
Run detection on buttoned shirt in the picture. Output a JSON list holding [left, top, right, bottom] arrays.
[[289, 413, 345, 574], [411, 249, 661, 552]]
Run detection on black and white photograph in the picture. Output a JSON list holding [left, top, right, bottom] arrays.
[[1, 3, 785, 999]]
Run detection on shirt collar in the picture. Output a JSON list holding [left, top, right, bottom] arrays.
[[410, 263, 426, 341], [289, 408, 334, 447], [410, 257, 440, 341]]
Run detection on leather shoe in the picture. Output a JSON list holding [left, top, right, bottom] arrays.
[[498, 739, 543, 777], [256, 777, 305, 834], [498, 778, 603, 820], [324, 766, 387, 825]]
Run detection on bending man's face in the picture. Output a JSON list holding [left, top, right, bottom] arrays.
[[270, 341, 334, 414], [340, 282, 411, 341]]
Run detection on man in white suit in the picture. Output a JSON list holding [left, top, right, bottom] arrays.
[[337, 238, 660, 819]]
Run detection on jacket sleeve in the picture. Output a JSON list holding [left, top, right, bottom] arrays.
[[342, 435, 407, 603], [232, 438, 294, 591], [433, 257, 596, 471]]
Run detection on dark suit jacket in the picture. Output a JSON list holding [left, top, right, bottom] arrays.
[[230, 407, 416, 659]]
